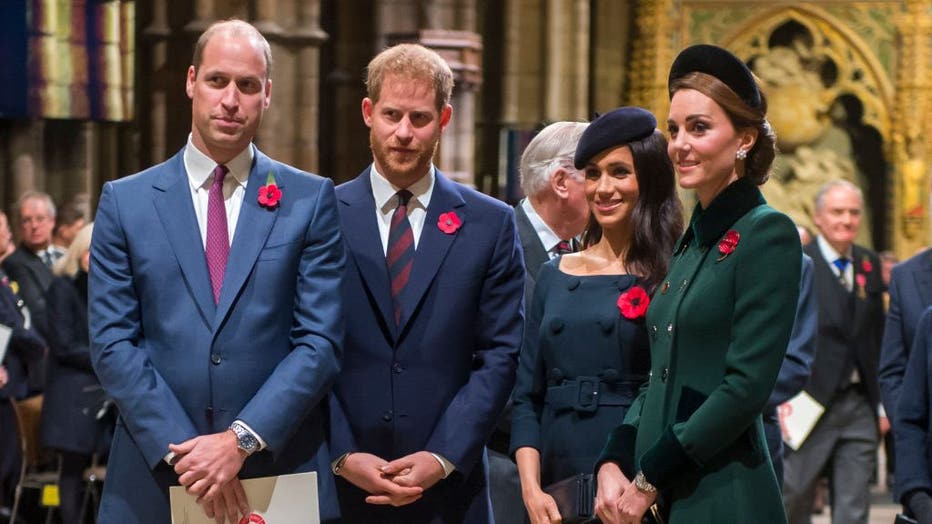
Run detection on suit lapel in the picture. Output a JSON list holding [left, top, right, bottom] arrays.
[[339, 170, 395, 332], [805, 243, 849, 329], [152, 151, 216, 324], [397, 172, 465, 332], [214, 149, 278, 328]]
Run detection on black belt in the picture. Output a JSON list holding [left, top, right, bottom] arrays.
[[546, 376, 645, 413]]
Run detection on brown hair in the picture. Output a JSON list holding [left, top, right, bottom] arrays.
[[581, 130, 684, 290], [670, 72, 776, 185], [366, 43, 454, 111]]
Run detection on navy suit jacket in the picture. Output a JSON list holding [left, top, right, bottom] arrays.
[[881, 249, 932, 419], [89, 146, 345, 523], [331, 168, 525, 523], [894, 305, 932, 504], [514, 202, 549, 307]]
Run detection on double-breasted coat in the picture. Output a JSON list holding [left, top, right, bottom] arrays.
[[599, 177, 800, 523]]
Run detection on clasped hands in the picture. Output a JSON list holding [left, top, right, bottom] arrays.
[[338, 450, 445, 506], [594, 462, 657, 524], [169, 430, 249, 524]]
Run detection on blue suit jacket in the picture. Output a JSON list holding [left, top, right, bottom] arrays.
[[330, 168, 525, 523], [89, 147, 345, 523], [894, 305, 932, 504], [881, 249, 932, 419]]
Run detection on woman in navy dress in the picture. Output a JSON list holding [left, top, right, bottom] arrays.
[[510, 107, 683, 524]]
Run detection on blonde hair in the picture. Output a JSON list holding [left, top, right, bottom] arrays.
[[53, 222, 93, 278], [366, 43, 454, 111]]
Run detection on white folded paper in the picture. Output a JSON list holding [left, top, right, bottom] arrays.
[[0, 323, 11, 364], [780, 390, 825, 450], [170, 472, 319, 524]]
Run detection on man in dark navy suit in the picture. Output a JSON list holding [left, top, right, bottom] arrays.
[[330, 43, 525, 523]]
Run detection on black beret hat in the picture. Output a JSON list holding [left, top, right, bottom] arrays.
[[668, 44, 761, 109], [573, 106, 657, 169]]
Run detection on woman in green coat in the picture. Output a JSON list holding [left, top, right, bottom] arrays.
[[594, 44, 801, 524]]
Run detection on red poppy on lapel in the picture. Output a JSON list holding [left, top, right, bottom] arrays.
[[258, 172, 281, 209], [717, 230, 740, 261], [861, 258, 873, 273], [437, 211, 461, 234], [618, 286, 649, 320]]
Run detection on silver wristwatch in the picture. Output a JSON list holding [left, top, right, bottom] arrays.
[[230, 421, 260, 456], [634, 471, 657, 494]]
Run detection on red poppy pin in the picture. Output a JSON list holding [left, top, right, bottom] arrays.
[[437, 211, 462, 234], [258, 172, 281, 209], [618, 286, 650, 320], [861, 258, 873, 273], [239, 513, 266, 524], [717, 230, 740, 262]]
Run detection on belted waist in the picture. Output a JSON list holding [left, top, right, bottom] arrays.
[[546, 375, 646, 413]]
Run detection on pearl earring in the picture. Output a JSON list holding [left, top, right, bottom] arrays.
[[736, 149, 747, 160]]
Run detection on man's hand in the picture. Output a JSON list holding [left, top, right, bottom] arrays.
[[0, 365, 7, 389], [337, 452, 423, 506], [169, 430, 246, 502], [380, 451, 445, 493], [198, 477, 249, 524], [879, 415, 891, 436], [594, 462, 630, 524]]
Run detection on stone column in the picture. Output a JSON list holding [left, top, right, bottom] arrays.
[[386, 30, 483, 186]]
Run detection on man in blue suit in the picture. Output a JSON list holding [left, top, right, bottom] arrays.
[[329, 43, 525, 523], [894, 305, 932, 523], [89, 20, 344, 524], [882, 248, 932, 502]]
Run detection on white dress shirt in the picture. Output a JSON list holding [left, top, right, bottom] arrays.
[[817, 235, 853, 292], [183, 135, 252, 248], [369, 164, 435, 254]]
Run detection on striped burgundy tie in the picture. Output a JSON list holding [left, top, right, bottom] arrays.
[[387, 189, 414, 324], [205, 164, 229, 304]]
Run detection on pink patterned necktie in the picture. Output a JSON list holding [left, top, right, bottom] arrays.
[[205, 164, 229, 304]]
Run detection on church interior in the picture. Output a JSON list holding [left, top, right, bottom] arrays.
[[0, 0, 928, 257]]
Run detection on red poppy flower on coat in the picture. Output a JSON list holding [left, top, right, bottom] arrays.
[[438, 211, 462, 234], [717, 230, 740, 261], [258, 172, 282, 208], [856, 273, 867, 288], [861, 259, 873, 273], [617, 286, 650, 320]]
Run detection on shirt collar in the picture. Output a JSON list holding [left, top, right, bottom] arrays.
[[183, 134, 253, 190], [369, 164, 435, 212], [817, 234, 851, 264], [521, 198, 562, 251]]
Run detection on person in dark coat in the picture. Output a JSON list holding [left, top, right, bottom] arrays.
[[894, 305, 932, 523], [40, 223, 114, 523], [510, 107, 682, 524]]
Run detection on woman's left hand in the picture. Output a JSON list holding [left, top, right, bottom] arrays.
[[615, 484, 657, 524]]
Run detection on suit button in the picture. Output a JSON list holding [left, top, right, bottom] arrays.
[[392, 362, 403, 374], [666, 323, 673, 335], [383, 410, 393, 422], [661, 368, 669, 382], [210, 353, 221, 365]]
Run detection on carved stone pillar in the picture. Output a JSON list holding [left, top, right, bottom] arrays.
[[892, 0, 932, 257], [544, 0, 588, 120], [387, 30, 483, 185], [141, 0, 171, 165], [628, 0, 677, 120]]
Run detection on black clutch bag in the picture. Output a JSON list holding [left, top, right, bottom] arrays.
[[542, 473, 665, 524], [543, 473, 597, 524]]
